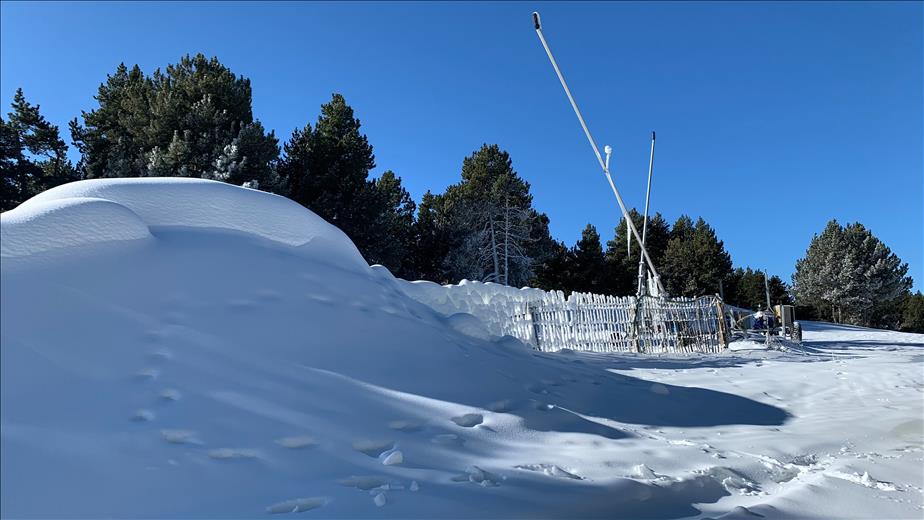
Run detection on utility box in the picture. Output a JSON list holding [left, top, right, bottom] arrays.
[[773, 305, 797, 341]]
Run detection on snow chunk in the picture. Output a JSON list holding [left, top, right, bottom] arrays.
[[382, 450, 404, 466], [1, 197, 151, 258], [515, 463, 583, 480], [631, 464, 660, 479], [827, 470, 898, 491]]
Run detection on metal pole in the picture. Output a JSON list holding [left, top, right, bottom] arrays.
[[764, 270, 772, 311], [532, 12, 665, 295], [636, 131, 656, 296], [764, 270, 772, 346]]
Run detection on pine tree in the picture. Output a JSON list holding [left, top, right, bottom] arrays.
[[277, 95, 417, 276], [661, 215, 733, 297], [724, 267, 791, 310], [604, 209, 670, 295], [792, 219, 912, 327], [409, 191, 453, 283], [1, 89, 78, 211], [70, 55, 279, 188], [570, 224, 606, 293], [900, 292, 924, 333], [439, 144, 553, 286], [531, 240, 574, 293], [359, 171, 417, 276], [279, 94, 375, 234]]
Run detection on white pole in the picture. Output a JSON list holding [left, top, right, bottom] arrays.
[[637, 131, 656, 296], [532, 12, 665, 295]]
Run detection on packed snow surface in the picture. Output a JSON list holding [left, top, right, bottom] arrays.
[[2, 179, 922, 519]]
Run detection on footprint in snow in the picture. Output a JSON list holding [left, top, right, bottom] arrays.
[[275, 435, 317, 449], [452, 466, 503, 487], [226, 299, 257, 311], [208, 448, 259, 460], [134, 368, 159, 381], [148, 350, 173, 362], [160, 429, 200, 445], [307, 293, 333, 304], [255, 289, 282, 302], [266, 497, 328, 514], [451, 414, 483, 428], [131, 409, 156, 422], [431, 433, 464, 446], [159, 388, 182, 401], [143, 329, 167, 343], [387, 420, 423, 432], [650, 383, 670, 395], [352, 439, 395, 458]]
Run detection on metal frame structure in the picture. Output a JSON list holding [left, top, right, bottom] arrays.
[[532, 12, 665, 296]]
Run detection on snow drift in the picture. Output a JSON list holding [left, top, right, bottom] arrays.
[[2, 178, 366, 269], [2, 179, 922, 519]]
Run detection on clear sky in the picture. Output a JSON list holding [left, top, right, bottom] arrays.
[[2, 1, 921, 289]]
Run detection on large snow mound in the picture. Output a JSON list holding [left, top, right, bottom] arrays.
[[2, 181, 922, 519], [4, 178, 366, 268], [0, 197, 152, 257]]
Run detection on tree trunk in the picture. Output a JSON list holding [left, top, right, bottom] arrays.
[[489, 218, 500, 283], [503, 201, 510, 286]]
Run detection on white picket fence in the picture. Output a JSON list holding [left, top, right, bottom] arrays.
[[506, 291, 728, 354]]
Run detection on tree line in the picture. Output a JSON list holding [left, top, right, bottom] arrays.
[[1, 54, 919, 331]]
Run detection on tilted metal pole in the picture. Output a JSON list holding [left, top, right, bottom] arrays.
[[636, 131, 656, 296], [532, 12, 665, 295]]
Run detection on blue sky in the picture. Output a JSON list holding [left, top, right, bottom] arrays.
[[2, 1, 921, 289]]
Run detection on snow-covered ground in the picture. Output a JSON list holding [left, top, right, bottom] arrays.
[[2, 179, 922, 519]]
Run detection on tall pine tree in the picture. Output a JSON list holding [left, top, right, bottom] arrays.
[[278, 94, 415, 275], [723, 267, 791, 310], [439, 144, 554, 286], [570, 224, 606, 294], [661, 215, 733, 297], [1, 89, 78, 211], [604, 209, 671, 295], [70, 55, 279, 188], [793, 220, 911, 326]]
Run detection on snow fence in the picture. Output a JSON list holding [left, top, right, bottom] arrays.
[[510, 292, 728, 354], [394, 278, 728, 354]]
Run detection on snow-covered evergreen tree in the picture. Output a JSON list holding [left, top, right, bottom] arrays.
[[70, 55, 279, 189], [793, 220, 912, 327]]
